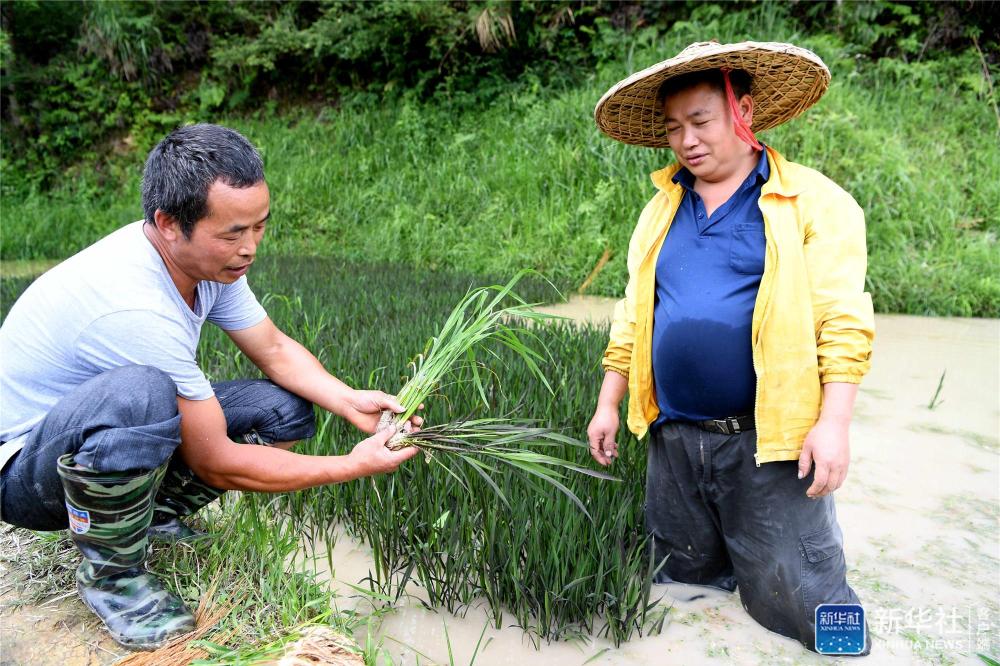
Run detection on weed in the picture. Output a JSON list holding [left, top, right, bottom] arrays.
[[928, 370, 946, 410]]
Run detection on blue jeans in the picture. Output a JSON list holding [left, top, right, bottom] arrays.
[[0, 365, 315, 531]]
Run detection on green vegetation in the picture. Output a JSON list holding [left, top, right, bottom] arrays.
[[376, 274, 618, 515], [389, 274, 559, 425], [2, 4, 996, 656], [0, 493, 369, 662], [2, 2, 998, 316], [1, 257, 663, 650], [237, 258, 660, 645]]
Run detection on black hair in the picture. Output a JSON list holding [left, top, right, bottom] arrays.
[[655, 68, 752, 109], [141, 124, 265, 238]]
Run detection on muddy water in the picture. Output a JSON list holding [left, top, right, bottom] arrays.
[[294, 300, 1000, 665]]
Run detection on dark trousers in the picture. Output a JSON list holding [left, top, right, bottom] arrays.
[[1, 365, 315, 531], [646, 422, 869, 655]]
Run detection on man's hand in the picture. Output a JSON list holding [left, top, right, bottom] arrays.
[[798, 382, 859, 498], [343, 390, 424, 434], [349, 428, 420, 475], [588, 370, 628, 467], [587, 405, 620, 467], [798, 417, 850, 498]]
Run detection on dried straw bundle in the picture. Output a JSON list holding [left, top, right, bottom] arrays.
[[271, 626, 363, 666]]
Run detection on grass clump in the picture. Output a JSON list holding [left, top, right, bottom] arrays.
[[0, 492, 375, 663]]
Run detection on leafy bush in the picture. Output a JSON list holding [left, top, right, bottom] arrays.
[[2, 1, 997, 316], [2, 1, 995, 189]]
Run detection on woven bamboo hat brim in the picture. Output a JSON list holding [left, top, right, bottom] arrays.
[[594, 41, 830, 147]]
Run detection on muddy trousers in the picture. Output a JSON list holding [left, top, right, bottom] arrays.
[[0, 365, 316, 531], [646, 422, 870, 655]]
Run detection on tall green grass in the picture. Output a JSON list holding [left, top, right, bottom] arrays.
[[2, 4, 996, 316]]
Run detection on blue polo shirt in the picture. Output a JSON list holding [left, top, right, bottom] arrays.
[[651, 147, 770, 425]]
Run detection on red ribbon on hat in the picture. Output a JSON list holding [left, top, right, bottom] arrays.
[[721, 67, 763, 151]]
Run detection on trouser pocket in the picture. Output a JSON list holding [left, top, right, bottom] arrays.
[[799, 525, 849, 616]]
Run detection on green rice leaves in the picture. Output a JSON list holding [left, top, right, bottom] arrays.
[[399, 418, 618, 520], [394, 271, 560, 423], [383, 271, 611, 518]]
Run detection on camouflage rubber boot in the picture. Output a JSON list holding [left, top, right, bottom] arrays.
[[148, 461, 224, 542], [56, 454, 196, 650], [149, 431, 266, 542]]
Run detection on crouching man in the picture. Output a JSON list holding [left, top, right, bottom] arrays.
[[0, 124, 420, 650], [588, 42, 875, 655]]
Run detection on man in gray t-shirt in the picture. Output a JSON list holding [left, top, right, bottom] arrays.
[[0, 124, 419, 650]]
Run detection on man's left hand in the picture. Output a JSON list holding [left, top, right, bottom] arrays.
[[344, 390, 423, 434], [797, 417, 851, 498]]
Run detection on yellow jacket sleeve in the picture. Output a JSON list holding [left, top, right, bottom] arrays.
[[802, 185, 875, 384], [602, 194, 661, 379]]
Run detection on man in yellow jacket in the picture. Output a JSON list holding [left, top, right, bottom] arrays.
[[588, 41, 875, 655]]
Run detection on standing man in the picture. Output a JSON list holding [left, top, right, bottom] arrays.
[[587, 42, 875, 654], [0, 124, 421, 650]]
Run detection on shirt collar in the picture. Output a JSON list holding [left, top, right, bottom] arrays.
[[671, 144, 770, 192]]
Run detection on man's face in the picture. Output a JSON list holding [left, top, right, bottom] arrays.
[[174, 180, 270, 284], [663, 82, 752, 183]]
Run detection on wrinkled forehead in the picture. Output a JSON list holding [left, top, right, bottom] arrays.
[[203, 180, 270, 222]]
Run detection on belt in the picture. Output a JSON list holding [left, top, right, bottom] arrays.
[[695, 415, 755, 435]]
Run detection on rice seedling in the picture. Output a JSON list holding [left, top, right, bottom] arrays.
[[231, 258, 664, 645], [374, 272, 618, 518], [384, 272, 557, 426], [927, 369, 946, 410]]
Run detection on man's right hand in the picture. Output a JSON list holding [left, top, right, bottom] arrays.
[[587, 405, 620, 467], [178, 396, 420, 491], [348, 428, 420, 476]]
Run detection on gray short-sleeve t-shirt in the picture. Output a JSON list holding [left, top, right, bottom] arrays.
[[0, 221, 266, 444]]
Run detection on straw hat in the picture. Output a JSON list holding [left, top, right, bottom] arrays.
[[594, 41, 831, 147]]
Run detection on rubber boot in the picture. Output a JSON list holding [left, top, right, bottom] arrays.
[[148, 431, 264, 542], [57, 454, 196, 650], [148, 461, 224, 542]]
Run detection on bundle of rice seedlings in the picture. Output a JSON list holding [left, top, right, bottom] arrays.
[[378, 272, 617, 516]]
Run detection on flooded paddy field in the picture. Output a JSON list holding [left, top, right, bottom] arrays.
[[289, 302, 999, 665], [2, 277, 996, 665]]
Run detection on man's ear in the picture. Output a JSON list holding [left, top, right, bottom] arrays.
[[738, 93, 755, 127], [153, 209, 182, 241]]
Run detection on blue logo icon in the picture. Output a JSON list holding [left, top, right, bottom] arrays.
[[815, 603, 866, 655]]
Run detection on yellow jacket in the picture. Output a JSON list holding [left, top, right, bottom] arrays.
[[602, 146, 875, 463]]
